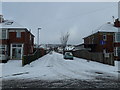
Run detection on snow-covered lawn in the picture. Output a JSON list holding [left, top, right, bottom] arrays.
[[0, 52, 119, 81]]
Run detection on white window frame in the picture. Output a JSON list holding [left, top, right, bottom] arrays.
[[0, 30, 2, 39], [0, 29, 8, 39], [115, 32, 120, 42], [103, 49, 106, 54], [103, 34, 107, 41], [114, 47, 120, 56], [0, 45, 7, 55], [115, 33, 117, 42], [114, 47, 117, 56], [16, 31, 21, 38]]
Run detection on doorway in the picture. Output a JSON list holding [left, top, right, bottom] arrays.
[[11, 44, 23, 60]]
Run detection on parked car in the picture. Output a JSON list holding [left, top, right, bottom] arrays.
[[64, 52, 73, 60]]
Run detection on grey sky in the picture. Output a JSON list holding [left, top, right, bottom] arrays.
[[2, 2, 118, 45]]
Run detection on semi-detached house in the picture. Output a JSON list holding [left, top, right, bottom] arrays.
[[83, 18, 120, 60], [0, 15, 34, 61]]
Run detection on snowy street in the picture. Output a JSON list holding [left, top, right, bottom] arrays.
[[1, 52, 120, 88]]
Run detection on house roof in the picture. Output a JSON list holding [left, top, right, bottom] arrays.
[[83, 22, 120, 39], [94, 22, 119, 33], [0, 20, 28, 29], [0, 20, 34, 36]]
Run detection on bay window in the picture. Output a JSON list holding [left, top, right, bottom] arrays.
[[115, 32, 120, 42], [114, 47, 120, 56], [0, 29, 8, 39], [0, 45, 7, 55]]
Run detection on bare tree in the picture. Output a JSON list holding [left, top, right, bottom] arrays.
[[60, 32, 70, 54]]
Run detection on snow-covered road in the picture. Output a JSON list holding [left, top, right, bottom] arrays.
[[0, 51, 119, 81]]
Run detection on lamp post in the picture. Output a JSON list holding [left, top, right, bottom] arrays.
[[37, 28, 42, 47]]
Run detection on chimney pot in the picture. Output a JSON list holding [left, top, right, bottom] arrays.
[[0, 15, 4, 23], [114, 18, 120, 27]]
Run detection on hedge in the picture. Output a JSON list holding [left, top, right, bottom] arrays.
[[22, 49, 46, 66]]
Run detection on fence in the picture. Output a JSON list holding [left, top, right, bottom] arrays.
[[22, 48, 46, 66], [73, 50, 114, 66]]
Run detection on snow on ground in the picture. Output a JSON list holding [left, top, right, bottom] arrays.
[[0, 52, 119, 81]]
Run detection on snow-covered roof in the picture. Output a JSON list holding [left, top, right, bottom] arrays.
[[94, 22, 119, 33], [0, 20, 34, 36], [0, 20, 28, 29], [84, 22, 120, 39], [65, 46, 74, 50]]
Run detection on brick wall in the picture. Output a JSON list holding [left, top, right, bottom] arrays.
[[84, 32, 114, 53]]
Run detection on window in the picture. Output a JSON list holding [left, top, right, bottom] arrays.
[[0, 30, 7, 39], [0, 45, 6, 55], [2, 30, 7, 39], [115, 32, 120, 42], [12, 44, 22, 47], [0, 30, 2, 39], [117, 47, 120, 56], [16, 31, 21, 38], [30, 35, 31, 41], [114, 47, 120, 56], [103, 34, 107, 41], [103, 49, 106, 54]]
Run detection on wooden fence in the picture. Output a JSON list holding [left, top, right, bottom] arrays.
[[73, 50, 114, 66]]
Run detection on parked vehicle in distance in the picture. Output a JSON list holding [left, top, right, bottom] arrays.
[[64, 52, 73, 60]]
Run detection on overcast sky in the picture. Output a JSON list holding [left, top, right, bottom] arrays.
[[2, 2, 118, 45]]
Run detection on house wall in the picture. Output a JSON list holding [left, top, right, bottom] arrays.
[[84, 32, 120, 60], [0, 29, 34, 59], [9, 31, 34, 55], [0, 39, 9, 44], [84, 32, 114, 53]]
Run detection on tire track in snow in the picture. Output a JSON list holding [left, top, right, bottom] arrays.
[[46, 54, 72, 79], [53, 53, 92, 79], [52, 54, 82, 79]]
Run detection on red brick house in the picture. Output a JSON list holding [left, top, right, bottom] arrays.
[[83, 18, 120, 60], [0, 15, 34, 60]]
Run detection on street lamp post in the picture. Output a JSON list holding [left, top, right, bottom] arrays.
[[37, 28, 42, 47]]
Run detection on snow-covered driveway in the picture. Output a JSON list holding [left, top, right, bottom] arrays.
[[1, 52, 119, 81]]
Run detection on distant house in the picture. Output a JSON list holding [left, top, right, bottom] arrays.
[[0, 15, 34, 61], [83, 18, 120, 60], [65, 45, 74, 51], [73, 44, 91, 51]]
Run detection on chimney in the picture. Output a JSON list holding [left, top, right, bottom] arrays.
[[114, 18, 120, 27], [0, 15, 4, 23]]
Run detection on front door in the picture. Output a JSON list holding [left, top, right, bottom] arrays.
[[12, 48, 22, 59], [11, 44, 23, 60]]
